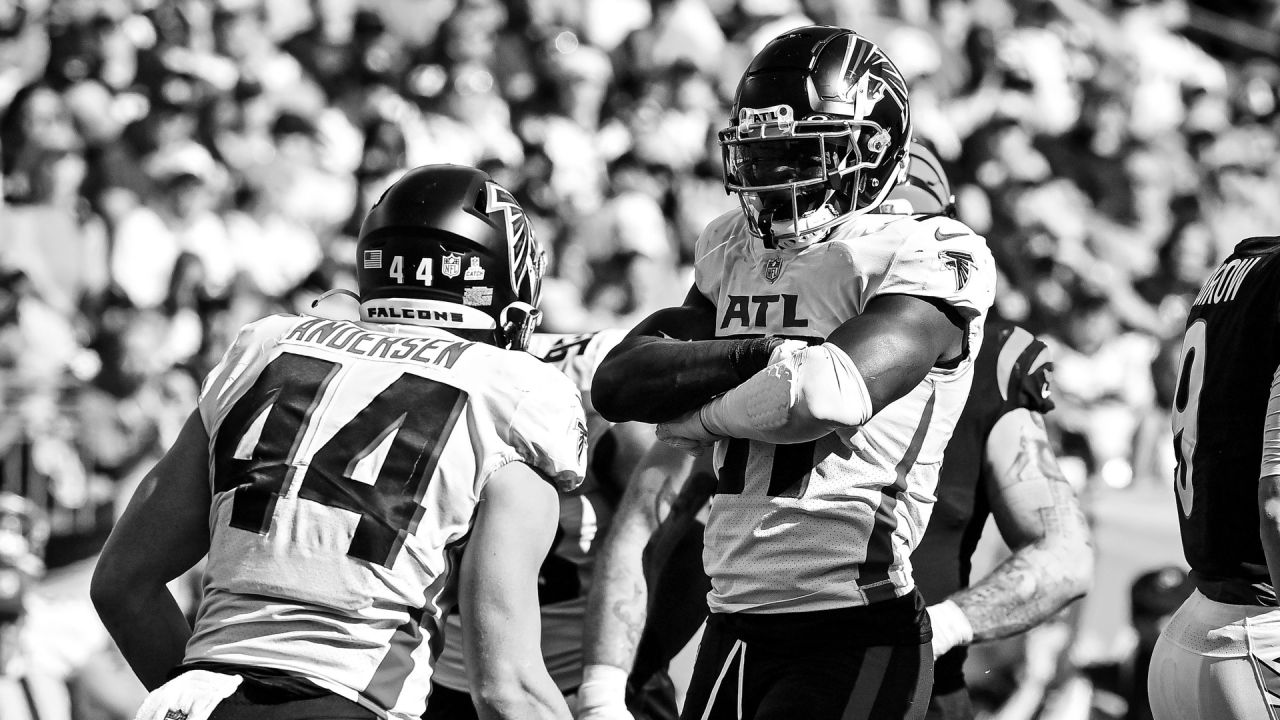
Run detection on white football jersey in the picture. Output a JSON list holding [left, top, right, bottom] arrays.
[[432, 329, 626, 693], [694, 210, 995, 613], [186, 315, 587, 720]]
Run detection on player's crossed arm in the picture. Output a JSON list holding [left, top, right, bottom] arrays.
[[658, 293, 965, 449], [593, 286, 785, 425], [928, 409, 1094, 659]]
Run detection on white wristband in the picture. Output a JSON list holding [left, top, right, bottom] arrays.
[[578, 663, 629, 712]]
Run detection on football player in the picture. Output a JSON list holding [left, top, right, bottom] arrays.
[[90, 165, 587, 720], [426, 329, 688, 720], [589, 26, 995, 720], [578, 142, 1091, 720], [1147, 234, 1280, 719], [890, 142, 1093, 720]]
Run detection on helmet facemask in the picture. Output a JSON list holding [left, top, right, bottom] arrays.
[[720, 104, 905, 249]]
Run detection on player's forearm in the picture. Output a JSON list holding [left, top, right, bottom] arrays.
[[472, 667, 571, 720], [1259, 365, 1280, 591], [90, 580, 192, 689], [949, 532, 1092, 643], [593, 336, 775, 424], [1259, 478, 1280, 592], [689, 343, 873, 445], [583, 514, 653, 671]]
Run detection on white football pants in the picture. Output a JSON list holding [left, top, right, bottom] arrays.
[[1148, 589, 1280, 720]]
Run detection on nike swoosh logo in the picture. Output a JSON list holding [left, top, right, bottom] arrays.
[[935, 228, 969, 241]]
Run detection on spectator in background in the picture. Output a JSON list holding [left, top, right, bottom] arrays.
[[109, 144, 232, 310], [567, 152, 679, 326], [0, 82, 108, 321], [1046, 292, 1160, 489]]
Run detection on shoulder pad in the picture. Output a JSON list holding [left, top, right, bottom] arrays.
[[992, 324, 1055, 412], [872, 217, 995, 320], [507, 367, 588, 492]]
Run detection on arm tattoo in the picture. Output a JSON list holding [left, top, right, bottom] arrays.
[[583, 463, 689, 670], [607, 575, 649, 664], [952, 414, 1093, 642]]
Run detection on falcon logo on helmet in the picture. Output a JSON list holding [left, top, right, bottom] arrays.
[[719, 26, 913, 249], [485, 181, 542, 308], [351, 164, 547, 350]]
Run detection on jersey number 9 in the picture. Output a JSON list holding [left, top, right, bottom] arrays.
[[1173, 319, 1206, 520]]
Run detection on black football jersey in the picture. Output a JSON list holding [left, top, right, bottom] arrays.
[[913, 318, 1055, 693], [1175, 236, 1280, 607]]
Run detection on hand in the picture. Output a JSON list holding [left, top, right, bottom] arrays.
[[656, 409, 719, 456], [769, 338, 809, 365], [926, 600, 975, 660], [134, 669, 243, 720]]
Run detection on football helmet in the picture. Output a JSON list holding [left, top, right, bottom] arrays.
[[356, 164, 547, 350], [718, 26, 912, 248], [881, 139, 956, 217]]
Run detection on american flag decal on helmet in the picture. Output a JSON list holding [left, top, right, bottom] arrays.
[[485, 181, 539, 295]]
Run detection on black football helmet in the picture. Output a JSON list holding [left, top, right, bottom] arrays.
[[719, 26, 912, 248], [355, 164, 547, 350], [882, 139, 956, 217]]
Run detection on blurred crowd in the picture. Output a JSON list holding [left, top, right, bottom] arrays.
[[2, 0, 1280, 717]]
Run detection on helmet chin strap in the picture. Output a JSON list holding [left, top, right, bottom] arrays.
[[500, 302, 542, 351], [758, 209, 778, 249], [311, 288, 361, 308]]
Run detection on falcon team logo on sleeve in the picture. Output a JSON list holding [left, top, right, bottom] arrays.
[[939, 250, 975, 291], [575, 418, 589, 467]]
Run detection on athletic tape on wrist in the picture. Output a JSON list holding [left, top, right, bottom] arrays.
[[578, 664, 629, 711]]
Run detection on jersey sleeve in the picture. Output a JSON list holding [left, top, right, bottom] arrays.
[[692, 210, 742, 303], [506, 367, 589, 492], [994, 325, 1056, 416], [865, 216, 996, 322], [198, 314, 302, 432]]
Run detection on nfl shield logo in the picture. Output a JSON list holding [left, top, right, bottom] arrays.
[[442, 252, 463, 279], [763, 256, 783, 283]]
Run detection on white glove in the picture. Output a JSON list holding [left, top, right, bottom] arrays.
[[575, 664, 634, 720], [656, 409, 719, 456], [926, 600, 975, 660], [134, 669, 243, 720]]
